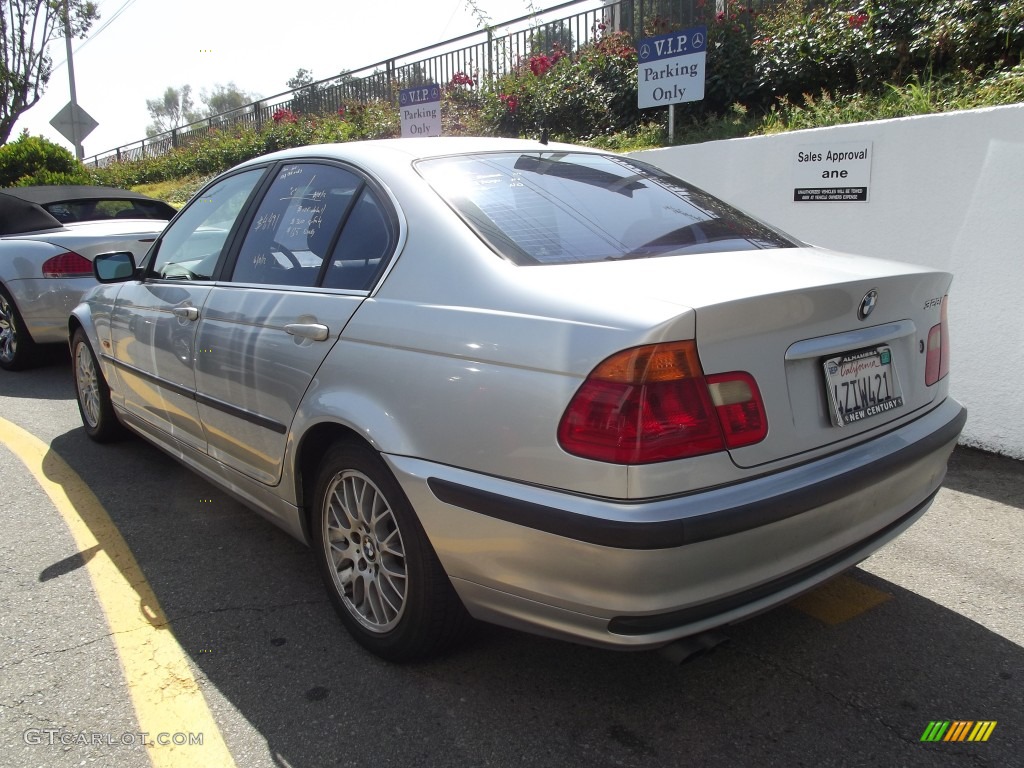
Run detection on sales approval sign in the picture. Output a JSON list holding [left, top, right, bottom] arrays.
[[637, 27, 706, 109], [793, 141, 873, 202]]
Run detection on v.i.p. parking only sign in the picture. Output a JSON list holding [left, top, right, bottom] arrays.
[[637, 27, 707, 109], [399, 85, 442, 138]]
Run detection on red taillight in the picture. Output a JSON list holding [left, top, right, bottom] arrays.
[[41, 251, 92, 278], [925, 295, 950, 386], [706, 372, 768, 449], [557, 341, 768, 464]]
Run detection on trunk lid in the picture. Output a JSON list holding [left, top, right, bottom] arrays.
[[536, 246, 953, 468]]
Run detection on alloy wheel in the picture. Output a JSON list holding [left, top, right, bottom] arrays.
[[0, 292, 16, 364], [75, 341, 101, 428], [322, 469, 408, 633]]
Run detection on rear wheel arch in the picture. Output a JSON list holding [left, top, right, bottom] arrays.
[[295, 422, 371, 542]]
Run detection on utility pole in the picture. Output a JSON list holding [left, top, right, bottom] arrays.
[[63, 0, 82, 159]]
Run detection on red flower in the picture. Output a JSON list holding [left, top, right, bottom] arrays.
[[499, 93, 518, 113], [715, 11, 725, 22], [848, 13, 868, 28], [450, 71, 475, 87], [272, 108, 297, 123], [597, 22, 606, 30], [529, 54, 552, 77]]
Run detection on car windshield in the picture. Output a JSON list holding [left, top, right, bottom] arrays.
[[417, 152, 796, 265]]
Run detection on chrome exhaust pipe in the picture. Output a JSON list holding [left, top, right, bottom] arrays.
[[658, 631, 729, 665]]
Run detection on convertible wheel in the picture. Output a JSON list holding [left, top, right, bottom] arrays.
[[72, 328, 126, 442], [312, 442, 469, 661], [0, 286, 38, 371]]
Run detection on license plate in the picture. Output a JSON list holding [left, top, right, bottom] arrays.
[[824, 345, 904, 426]]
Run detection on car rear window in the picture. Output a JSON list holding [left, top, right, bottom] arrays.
[[44, 198, 175, 223], [416, 152, 796, 265]]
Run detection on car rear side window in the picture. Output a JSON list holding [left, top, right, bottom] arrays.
[[321, 188, 394, 291], [417, 152, 796, 265], [230, 163, 363, 287], [229, 163, 394, 292]]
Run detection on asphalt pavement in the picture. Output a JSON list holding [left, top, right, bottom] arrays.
[[0, 356, 1021, 768]]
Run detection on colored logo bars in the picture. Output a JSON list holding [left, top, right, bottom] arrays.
[[920, 721, 997, 742]]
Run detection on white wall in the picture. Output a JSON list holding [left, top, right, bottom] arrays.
[[632, 104, 1024, 459]]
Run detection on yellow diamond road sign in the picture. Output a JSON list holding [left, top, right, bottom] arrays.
[[50, 101, 98, 143]]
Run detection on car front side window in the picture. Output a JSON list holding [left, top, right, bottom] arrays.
[[150, 169, 265, 281]]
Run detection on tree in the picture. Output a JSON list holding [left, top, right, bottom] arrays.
[[201, 82, 256, 124], [286, 68, 324, 114], [145, 85, 202, 137], [530, 20, 574, 56], [0, 0, 100, 145]]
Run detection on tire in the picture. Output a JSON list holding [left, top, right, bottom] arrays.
[[71, 328, 126, 442], [0, 285, 38, 371], [312, 441, 469, 661]]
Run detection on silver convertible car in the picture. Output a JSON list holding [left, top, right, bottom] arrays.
[[0, 185, 173, 370], [70, 137, 966, 661]]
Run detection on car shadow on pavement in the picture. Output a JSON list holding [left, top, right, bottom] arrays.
[[40, 428, 1023, 768], [942, 445, 1024, 509], [0, 347, 72, 399]]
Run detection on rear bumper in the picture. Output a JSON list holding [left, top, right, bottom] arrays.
[[386, 398, 966, 649]]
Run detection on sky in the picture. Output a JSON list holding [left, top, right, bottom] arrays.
[[14, 0, 579, 161]]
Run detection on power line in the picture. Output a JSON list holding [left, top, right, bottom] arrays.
[[49, 0, 140, 72]]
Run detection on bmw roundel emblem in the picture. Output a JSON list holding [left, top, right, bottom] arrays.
[[858, 289, 878, 320]]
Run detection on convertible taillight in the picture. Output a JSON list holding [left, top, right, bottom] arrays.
[[557, 340, 767, 464], [925, 295, 950, 386], [41, 251, 92, 278]]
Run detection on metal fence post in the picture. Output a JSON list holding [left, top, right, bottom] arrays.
[[487, 28, 494, 84]]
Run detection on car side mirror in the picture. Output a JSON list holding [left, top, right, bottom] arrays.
[[93, 251, 137, 283]]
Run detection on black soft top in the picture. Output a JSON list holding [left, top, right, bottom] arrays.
[[0, 185, 175, 235], [0, 191, 63, 235], [0, 185, 160, 205]]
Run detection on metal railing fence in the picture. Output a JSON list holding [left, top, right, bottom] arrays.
[[86, 0, 778, 167]]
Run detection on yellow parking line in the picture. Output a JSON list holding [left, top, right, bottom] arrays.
[[0, 416, 236, 768], [789, 574, 892, 625]]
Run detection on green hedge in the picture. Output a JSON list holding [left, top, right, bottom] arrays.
[[0, 133, 91, 187]]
